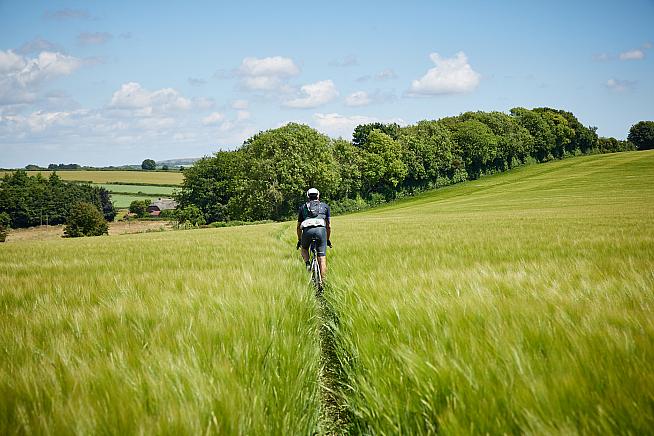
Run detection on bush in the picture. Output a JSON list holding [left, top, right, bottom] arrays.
[[176, 205, 205, 226], [64, 203, 109, 237], [129, 200, 150, 217], [0, 212, 10, 242]]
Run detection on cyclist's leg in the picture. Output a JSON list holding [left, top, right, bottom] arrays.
[[315, 227, 328, 279], [300, 229, 311, 263]]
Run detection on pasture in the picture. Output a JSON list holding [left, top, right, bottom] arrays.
[[1, 151, 652, 434]]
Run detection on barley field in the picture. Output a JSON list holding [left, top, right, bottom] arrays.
[[326, 150, 654, 434], [0, 170, 184, 185], [1, 151, 653, 434]]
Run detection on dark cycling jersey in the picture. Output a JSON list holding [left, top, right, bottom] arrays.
[[298, 200, 330, 256], [297, 201, 330, 225]]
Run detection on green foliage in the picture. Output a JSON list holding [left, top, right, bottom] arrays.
[[628, 121, 654, 150], [598, 137, 635, 153], [179, 107, 632, 223], [352, 122, 401, 147], [176, 204, 206, 226], [0, 171, 115, 228], [64, 202, 109, 237], [141, 159, 156, 170], [0, 212, 10, 242], [128, 199, 150, 217]]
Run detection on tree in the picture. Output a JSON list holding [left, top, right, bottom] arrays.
[[0, 212, 10, 242], [129, 200, 150, 217], [353, 122, 401, 147], [141, 159, 156, 170], [398, 120, 455, 189], [64, 202, 108, 237], [359, 130, 407, 196], [162, 164, 169, 171], [449, 120, 499, 178], [628, 121, 654, 150]]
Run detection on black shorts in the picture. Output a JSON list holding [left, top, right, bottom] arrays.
[[301, 226, 327, 256]]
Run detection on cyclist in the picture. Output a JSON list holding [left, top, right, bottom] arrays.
[[296, 188, 331, 278]]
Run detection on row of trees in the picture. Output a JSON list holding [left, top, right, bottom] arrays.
[[178, 107, 643, 223], [0, 171, 116, 229]]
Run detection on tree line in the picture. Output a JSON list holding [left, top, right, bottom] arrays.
[[0, 171, 116, 229], [178, 107, 645, 223]]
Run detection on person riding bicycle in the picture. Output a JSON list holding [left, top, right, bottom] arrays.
[[296, 188, 331, 278]]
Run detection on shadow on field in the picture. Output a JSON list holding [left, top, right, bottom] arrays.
[[315, 285, 357, 435]]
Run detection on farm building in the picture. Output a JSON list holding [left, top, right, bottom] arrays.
[[147, 198, 178, 216]]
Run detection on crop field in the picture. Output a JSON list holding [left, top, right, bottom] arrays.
[[109, 193, 160, 208], [96, 184, 177, 196], [0, 170, 184, 185], [1, 151, 652, 434]]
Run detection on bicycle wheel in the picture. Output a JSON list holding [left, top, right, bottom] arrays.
[[312, 258, 322, 288]]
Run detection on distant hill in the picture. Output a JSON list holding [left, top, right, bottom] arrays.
[[155, 158, 200, 168]]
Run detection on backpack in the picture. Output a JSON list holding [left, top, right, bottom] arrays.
[[305, 200, 322, 219]]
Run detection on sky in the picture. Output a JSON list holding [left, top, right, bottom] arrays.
[[0, 0, 652, 167]]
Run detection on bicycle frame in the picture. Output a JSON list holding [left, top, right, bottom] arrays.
[[309, 237, 322, 290]]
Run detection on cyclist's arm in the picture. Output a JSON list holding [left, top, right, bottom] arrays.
[[326, 220, 331, 241], [296, 221, 302, 241]]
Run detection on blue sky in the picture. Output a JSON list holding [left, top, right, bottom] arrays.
[[1, 0, 652, 167]]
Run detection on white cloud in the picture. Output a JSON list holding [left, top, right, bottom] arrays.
[[109, 82, 192, 112], [619, 49, 645, 60], [231, 99, 249, 109], [237, 56, 299, 92], [17, 38, 64, 55], [345, 91, 371, 107], [376, 68, 397, 80], [408, 51, 480, 96], [202, 112, 224, 125], [312, 113, 405, 138], [0, 50, 83, 104], [606, 78, 635, 92], [283, 80, 338, 109]]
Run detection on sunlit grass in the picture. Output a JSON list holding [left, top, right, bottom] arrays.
[[0, 224, 320, 434], [326, 151, 654, 434], [1, 151, 653, 434], [0, 170, 183, 185]]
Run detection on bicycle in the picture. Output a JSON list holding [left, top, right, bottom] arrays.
[[308, 237, 322, 291]]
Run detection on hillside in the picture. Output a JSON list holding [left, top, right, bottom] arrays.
[[1, 151, 652, 434]]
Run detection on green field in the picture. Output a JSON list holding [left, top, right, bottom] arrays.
[[0, 170, 184, 185], [110, 194, 161, 208], [97, 184, 177, 196], [1, 151, 652, 434]]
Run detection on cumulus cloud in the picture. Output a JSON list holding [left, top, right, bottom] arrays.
[[238, 56, 300, 92], [78, 32, 113, 45], [606, 78, 635, 92], [312, 113, 405, 138], [109, 82, 192, 113], [329, 55, 358, 67], [345, 91, 371, 107], [619, 49, 645, 60], [202, 112, 224, 125], [0, 50, 83, 104], [344, 89, 396, 107], [17, 38, 64, 55], [408, 51, 480, 96], [283, 80, 338, 109]]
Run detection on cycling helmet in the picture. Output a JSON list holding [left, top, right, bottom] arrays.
[[306, 188, 319, 199]]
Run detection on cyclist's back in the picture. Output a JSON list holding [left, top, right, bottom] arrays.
[[296, 188, 331, 277]]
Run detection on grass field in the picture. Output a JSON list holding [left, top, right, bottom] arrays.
[[1, 151, 652, 434], [0, 170, 184, 185], [97, 184, 177, 196], [110, 193, 161, 208]]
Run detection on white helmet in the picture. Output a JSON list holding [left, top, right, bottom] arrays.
[[306, 188, 319, 199]]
